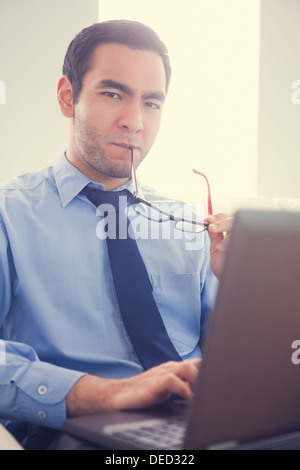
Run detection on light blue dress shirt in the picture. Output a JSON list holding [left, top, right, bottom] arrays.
[[0, 153, 218, 432]]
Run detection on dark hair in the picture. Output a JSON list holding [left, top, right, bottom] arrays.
[[62, 20, 171, 104]]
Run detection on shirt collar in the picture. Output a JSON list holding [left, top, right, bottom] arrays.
[[53, 153, 143, 207]]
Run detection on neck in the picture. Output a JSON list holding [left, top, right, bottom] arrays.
[[65, 146, 130, 191]]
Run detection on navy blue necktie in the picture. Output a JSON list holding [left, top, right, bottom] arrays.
[[82, 187, 182, 369]]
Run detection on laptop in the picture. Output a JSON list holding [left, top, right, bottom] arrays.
[[64, 209, 300, 450]]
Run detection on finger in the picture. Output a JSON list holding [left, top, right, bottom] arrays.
[[160, 358, 201, 381], [156, 359, 201, 399], [184, 357, 202, 368], [215, 234, 231, 253], [208, 216, 234, 234], [207, 212, 232, 221], [207, 228, 224, 245], [181, 364, 200, 391], [204, 212, 232, 224], [162, 373, 194, 401]]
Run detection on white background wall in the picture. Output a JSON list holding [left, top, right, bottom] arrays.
[[99, 0, 260, 203], [0, 0, 98, 180], [258, 0, 300, 198]]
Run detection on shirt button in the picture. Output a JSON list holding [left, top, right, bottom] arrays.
[[152, 275, 158, 288], [38, 385, 47, 395], [38, 410, 47, 420]]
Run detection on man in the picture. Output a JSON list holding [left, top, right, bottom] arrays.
[[0, 20, 232, 449]]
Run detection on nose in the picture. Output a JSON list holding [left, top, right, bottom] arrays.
[[118, 101, 144, 134]]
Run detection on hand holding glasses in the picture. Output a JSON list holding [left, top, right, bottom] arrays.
[[130, 147, 212, 233]]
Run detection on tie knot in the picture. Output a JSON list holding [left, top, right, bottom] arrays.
[[81, 186, 134, 211]]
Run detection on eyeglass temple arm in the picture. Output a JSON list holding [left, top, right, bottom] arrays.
[[130, 147, 138, 197], [130, 154, 213, 216], [192, 169, 213, 216]]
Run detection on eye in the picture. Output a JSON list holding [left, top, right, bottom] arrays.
[[145, 102, 161, 110], [101, 92, 121, 100]]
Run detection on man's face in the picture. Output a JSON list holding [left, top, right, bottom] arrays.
[[70, 43, 166, 187]]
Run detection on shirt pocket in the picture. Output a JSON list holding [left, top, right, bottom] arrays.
[[150, 273, 201, 356]]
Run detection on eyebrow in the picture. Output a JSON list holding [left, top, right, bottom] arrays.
[[95, 79, 166, 104]]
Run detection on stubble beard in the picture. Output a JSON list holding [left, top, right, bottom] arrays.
[[73, 112, 147, 179]]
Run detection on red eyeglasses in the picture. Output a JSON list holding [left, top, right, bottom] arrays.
[[192, 169, 213, 216]]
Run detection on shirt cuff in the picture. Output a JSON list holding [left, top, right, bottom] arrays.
[[11, 360, 85, 430]]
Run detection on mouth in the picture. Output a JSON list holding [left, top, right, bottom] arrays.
[[112, 143, 139, 151]]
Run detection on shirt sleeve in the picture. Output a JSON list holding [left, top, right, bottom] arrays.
[[0, 341, 85, 430], [0, 218, 85, 430]]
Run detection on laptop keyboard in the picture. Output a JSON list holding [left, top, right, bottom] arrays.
[[103, 418, 186, 450]]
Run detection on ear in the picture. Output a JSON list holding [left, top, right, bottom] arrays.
[[57, 75, 75, 118]]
